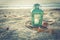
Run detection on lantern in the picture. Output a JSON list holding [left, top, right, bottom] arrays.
[[32, 4, 44, 27]]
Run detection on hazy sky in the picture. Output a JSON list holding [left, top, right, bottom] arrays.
[[0, 0, 60, 9], [0, 0, 60, 5]]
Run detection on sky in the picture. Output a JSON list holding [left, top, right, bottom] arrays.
[[0, 0, 60, 9]]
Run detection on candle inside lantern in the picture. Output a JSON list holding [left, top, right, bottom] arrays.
[[34, 14, 40, 24]]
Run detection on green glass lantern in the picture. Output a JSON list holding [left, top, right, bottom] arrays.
[[32, 4, 44, 27]]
